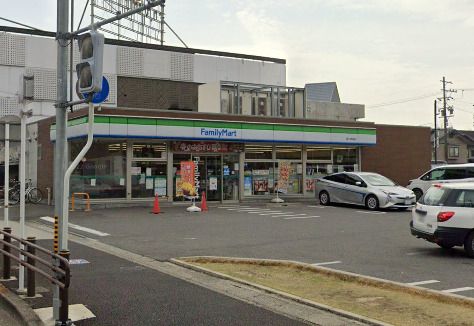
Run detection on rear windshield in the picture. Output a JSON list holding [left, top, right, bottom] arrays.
[[421, 186, 447, 206], [421, 187, 474, 207]]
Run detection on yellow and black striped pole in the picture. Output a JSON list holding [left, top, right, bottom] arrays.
[[53, 215, 59, 254]]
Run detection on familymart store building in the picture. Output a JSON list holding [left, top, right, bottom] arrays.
[[47, 112, 376, 203]]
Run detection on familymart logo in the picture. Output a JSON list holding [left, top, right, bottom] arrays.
[[200, 128, 238, 139]]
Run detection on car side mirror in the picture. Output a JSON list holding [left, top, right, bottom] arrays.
[[355, 181, 362, 186]]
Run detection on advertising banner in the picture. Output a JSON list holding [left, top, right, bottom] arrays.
[[177, 161, 196, 197], [278, 161, 291, 193]]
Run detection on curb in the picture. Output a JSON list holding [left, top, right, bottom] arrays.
[[175, 256, 474, 308], [172, 256, 474, 325], [171, 258, 390, 326], [0, 283, 44, 326]]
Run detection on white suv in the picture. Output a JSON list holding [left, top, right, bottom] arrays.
[[407, 164, 474, 200], [410, 183, 474, 257]]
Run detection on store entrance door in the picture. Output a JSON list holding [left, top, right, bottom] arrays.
[[204, 155, 221, 201], [194, 155, 222, 201]]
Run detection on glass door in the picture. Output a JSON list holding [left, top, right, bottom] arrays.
[[223, 154, 239, 201], [205, 156, 222, 201]]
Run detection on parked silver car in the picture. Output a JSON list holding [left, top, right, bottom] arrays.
[[315, 172, 416, 210]]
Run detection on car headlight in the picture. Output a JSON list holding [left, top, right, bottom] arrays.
[[382, 190, 398, 196]]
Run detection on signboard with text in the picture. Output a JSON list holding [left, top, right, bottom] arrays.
[[177, 161, 196, 197]]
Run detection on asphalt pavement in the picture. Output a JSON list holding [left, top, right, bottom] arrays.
[[1, 239, 309, 325], [23, 201, 473, 299]]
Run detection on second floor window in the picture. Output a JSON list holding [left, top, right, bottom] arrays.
[[449, 146, 459, 158]]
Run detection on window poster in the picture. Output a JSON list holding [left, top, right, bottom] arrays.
[[244, 176, 252, 196], [145, 177, 154, 190], [254, 179, 269, 192], [306, 179, 315, 191], [209, 177, 218, 190], [131, 167, 141, 175]]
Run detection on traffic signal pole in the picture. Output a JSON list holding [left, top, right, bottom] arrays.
[[55, 0, 69, 322]]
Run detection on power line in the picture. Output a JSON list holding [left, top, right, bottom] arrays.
[[0, 17, 42, 31], [366, 92, 440, 109]]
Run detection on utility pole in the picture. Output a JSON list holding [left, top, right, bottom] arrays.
[[55, 0, 69, 321], [442, 77, 448, 162], [440, 77, 456, 162], [434, 100, 438, 164]]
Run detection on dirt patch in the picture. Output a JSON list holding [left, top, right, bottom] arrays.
[[183, 259, 474, 326]]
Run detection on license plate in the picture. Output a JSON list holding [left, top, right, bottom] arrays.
[[405, 199, 412, 205]]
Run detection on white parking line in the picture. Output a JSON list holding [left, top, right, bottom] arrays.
[[249, 211, 282, 214], [406, 280, 440, 286], [40, 216, 109, 237], [356, 211, 386, 215], [274, 213, 307, 218], [218, 206, 250, 209], [442, 287, 474, 293], [312, 261, 342, 266], [284, 216, 319, 220], [307, 205, 325, 208], [227, 208, 269, 211], [259, 212, 292, 216]]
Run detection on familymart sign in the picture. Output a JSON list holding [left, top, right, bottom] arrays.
[[51, 116, 376, 146]]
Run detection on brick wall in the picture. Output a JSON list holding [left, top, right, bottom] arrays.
[[117, 77, 198, 111], [361, 125, 431, 186]]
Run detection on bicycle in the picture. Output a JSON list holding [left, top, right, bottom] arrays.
[[8, 179, 43, 205]]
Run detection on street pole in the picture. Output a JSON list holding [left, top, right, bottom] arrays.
[[434, 100, 437, 164], [4, 123, 9, 227], [55, 0, 69, 320], [442, 77, 448, 162], [18, 112, 26, 293]]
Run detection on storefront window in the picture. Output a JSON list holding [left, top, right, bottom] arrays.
[[275, 145, 301, 160], [133, 143, 167, 159], [333, 148, 358, 172], [306, 163, 330, 193], [244, 162, 275, 196], [70, 140, 126, 199], [307, 147, 331, 161], [131, 161, 167, 198], [245, 144, 273, 160]]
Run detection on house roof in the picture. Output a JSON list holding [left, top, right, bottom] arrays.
[[435, 129, 474, 145]]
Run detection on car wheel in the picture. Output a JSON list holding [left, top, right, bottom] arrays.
[[365, 195, 379, 210], [437, 241, 455, 249], [413, 188, 423, 201], [319, 191, 330, 206], [464, 232, 474, 258]]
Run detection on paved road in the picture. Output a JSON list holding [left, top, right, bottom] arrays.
[[2, 240, 308, 326], [26, 202, 473, 299], [5, 202, 474, 301]]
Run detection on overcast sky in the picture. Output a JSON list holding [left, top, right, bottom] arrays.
[[3, 0, 474, 129]]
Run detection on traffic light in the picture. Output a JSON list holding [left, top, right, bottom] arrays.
[[76, 31, 104, 95]]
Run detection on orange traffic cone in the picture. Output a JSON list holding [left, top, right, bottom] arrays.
[[200, 191, 208, 212], [152, 194, 161, 214]]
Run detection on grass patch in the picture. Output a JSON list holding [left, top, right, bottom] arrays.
[[183, 258, 474, 326]]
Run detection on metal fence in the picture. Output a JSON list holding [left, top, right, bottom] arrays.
[[0, 227, 71, 325]]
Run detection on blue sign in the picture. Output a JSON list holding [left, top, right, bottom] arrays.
[[80, 77, 110, 104]]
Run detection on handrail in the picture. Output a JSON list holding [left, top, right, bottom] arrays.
[[0, 229, 70, 289]]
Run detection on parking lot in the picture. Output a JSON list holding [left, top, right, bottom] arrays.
[[27, 202, 474, 299]]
